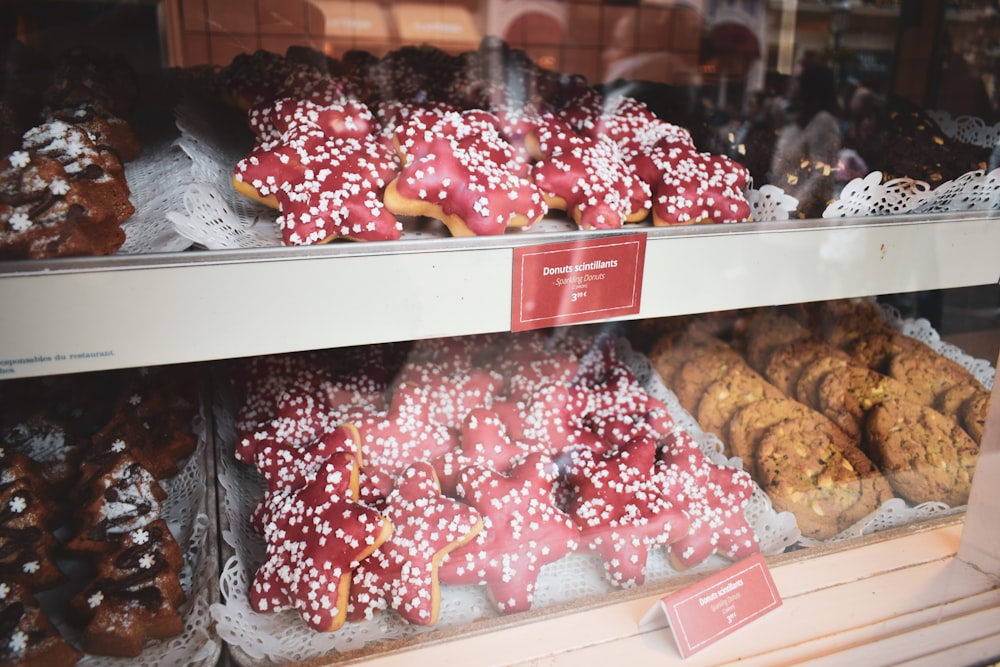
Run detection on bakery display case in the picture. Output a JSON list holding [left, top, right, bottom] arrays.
[[1, 0, 999, 665]]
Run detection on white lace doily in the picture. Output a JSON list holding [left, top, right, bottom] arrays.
[[747, 184, 799, 222], [119, 138, 197, 254], [926, 110, 1000, 149], [824, 171, 935, 218], [210, 333, 798, 665], [38, 403, 221, 666], [824, 167, 1000, 218]]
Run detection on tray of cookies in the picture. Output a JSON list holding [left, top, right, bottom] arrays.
[[209, 327, 797, 665], [636, 298, 994, 544], [0, 365, 221, 666]]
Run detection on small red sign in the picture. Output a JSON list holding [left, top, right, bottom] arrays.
[[511, 234, 646, 331], [657, 554, 781, 657]]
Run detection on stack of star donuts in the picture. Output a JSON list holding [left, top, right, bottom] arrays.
[[230, 329, 761, 633], [221, 38, 752, 245]]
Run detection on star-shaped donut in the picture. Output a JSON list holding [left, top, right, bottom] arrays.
[[530, 130, 651, 229], [347, 462, 482, 625], [252, 422, 363, 493], [432, 406, 534, 496], [234, 386, 335, 464], [656, 426, 760, 569], [439, 452, 579, 613], [247, 98, 378, 145], [383, 108, 546, 236], [637, 140, 752, 226], [392, 362, 502, 431], [349, 383, 459, 478], [491, 382, 596, 456], [234, 99, 402, 244], [480, 330, 585, 401], [250, 452, 392, 632], [575, 360, 675, 453], [561, 437, 689, 587]]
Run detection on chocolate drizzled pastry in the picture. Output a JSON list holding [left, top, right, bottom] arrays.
[[21, 120, 133, 223], [64, 452, 166, 556], [0, 476, 65, 591], [0, 580, 83, 667], [0, 150, 125, 259], [69, 520, 186, 657]]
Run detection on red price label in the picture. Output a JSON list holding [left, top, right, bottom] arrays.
[[658, 554, 781, 657], [511, 234, 646, 331]]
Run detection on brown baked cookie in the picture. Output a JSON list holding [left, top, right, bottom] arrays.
[[648, 328, 735, 389], [816, 365, 927, 443], [669, 343, 746, 414], [632, 312, 744, 356], [818, 299, 889, 350], [695, 367, 784, 447], [727, 396, 850, 470], [865, 397, 979, 507], [763, 339, 849, 397], [886, 348, 980, 407], [845, 329, 923, 372], [794, 354, 855, 410], [742, 310, 813, 372], [756, 417, 894, 539], [959, 389, 991, 444], [935, 382, 983, 419]]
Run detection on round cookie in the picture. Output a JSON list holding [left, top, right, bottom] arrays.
[[763, 339, 849, 397], [820, 299, 888, 350], [755, 418, 894, 540], [815, 365, 926, 443], [958, 389, 990, 444], [935, 382, 984, 419], [794, 355, 855, 410], [742, 311, 812, 372], [649, 330, 737, 392], [864, 397, 979, 507], [845, 329, 922, 372], [727, 397, 850, 470], [670, 344, 745, 413], [694, 367, 784, 446], [886, 348, 979, 407]]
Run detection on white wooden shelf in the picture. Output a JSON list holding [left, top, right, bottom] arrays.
[[0, 213, 997, 379]]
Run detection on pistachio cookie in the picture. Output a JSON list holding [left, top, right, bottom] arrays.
[[756, 418, 893, 539], [865, 397, 979, 507]]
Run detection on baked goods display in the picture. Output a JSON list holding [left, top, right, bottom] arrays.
[[0, 47, 141, 259], [0, 19, 994, 667], [218, 328, 771, 654], [0, 365, 215, 663], [220, 39, 753, 244], [641, 300, 992, 540]]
